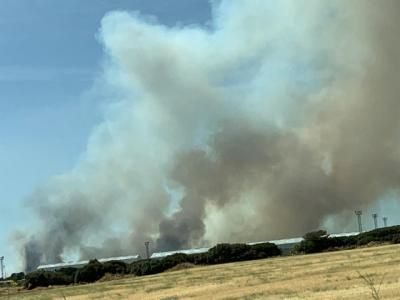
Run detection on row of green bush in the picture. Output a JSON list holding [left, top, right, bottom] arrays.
[[24, 226, 400, 289], [294, 225, 400, 254], [0, 272, 25, 282], [24, 260, 128, 289], [25, 242, 280, 289], [131, 242, 280, 276]]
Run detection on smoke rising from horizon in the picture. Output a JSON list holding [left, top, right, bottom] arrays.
[[20, 0, 400, 271]]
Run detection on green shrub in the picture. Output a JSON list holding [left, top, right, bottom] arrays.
[[187, 253, 209, 264], [130, 260, 164, 276], [76, 259, 105, 283], [207, 242, 280, 264], [295, 230, 330, 254], [328, 236, 358, 249], [392, 233, 400, 244], [295, 226, 400, 255], [357, 225, 400, 245], [57, 267, 78, 277], [163, 253, 189, 267], [249, 242, 281, 258], [25, 270, 73, 289], [102, 261, 128, 274], [207, 243, 251, 264], [130, 253, 190, 276], [7, 272, 25, 282]]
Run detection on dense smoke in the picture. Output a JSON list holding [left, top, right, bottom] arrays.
[[20, 0, 400, 271]]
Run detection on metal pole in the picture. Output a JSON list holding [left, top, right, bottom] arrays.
[[355, 210, 363, 232], [372, 213, 378, 229], [0, 256, 4, 279], [383, 217, 388, 227], [144, 241, 150, 260]]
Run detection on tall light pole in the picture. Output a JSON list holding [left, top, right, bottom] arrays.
[[383, 217, 388, 227], [372, 213, 378, 229], [0, 256, 4, 279], [144, 241, 150, 261], [355, 210, 363, 232]]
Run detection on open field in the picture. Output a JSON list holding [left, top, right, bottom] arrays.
[[2, 244, 400, 299]]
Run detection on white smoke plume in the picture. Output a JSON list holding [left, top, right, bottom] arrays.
[[20, 0, 400, 271]]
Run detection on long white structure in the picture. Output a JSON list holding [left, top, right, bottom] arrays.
[[37, 254, 141, 271], [150, 247, 210, 259], [248, 232, 360, 254], [248, 237, 303, 254], [151, 232, 361, 259], [36, 232, 361, 271], [330, 232, 360, 238]]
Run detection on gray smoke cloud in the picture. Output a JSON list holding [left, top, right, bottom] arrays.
[[20, 0, 400, 271]]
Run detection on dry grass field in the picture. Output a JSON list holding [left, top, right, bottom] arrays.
[[2, 244, 400, 299]]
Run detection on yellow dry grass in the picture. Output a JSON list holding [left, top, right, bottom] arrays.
[[3, 244, 400, 299]]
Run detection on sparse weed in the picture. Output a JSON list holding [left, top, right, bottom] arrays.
[[357, 271, 386, 300]]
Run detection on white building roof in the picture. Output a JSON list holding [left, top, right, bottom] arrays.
[[329, 232, 360, 238], [248, 237, 304, 246], [248, 232, 360, 246], [98, 255, 140, 263], [37, 254, 140, 270], [150, 247, 210, 259], [37, 260, 88, 270]]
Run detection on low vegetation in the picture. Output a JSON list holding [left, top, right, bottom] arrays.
[[13, 225, 400, 292], [24, 242, 280, 289], [3, 243, 400, 299], [294, 225, 400, 254]]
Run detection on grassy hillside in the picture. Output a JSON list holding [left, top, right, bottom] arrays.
[[3, 244, 400, 299]]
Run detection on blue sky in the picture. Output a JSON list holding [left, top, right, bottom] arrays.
[[0, 0, 211, 274]]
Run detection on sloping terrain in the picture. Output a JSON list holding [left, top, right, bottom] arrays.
[[3, 244, 400, 299]]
